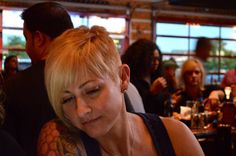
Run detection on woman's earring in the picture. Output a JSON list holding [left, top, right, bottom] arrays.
[[121, 88, 127, 93]]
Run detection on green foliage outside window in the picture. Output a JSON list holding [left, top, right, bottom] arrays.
[[3, 36, 28, 60]]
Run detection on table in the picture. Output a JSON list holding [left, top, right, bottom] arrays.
[[191, 125, 236, 138], [191, 125, 236, 156], [191, 127, 217, 139]]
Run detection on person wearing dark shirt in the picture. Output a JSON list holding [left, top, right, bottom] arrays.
[[195, 37, 212, 63], [122, 39, 168, 116], [2, 2, 73, 156]]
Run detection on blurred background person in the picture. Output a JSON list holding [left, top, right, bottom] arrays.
[[122, 39, 167, 116], [172, 58, 224, 118], [1, 55, 19, 80], [161, 58, 179, 116], [220, 67, 236, 89], [2, 2, 73, 156], [172, 58, 207, 113], [195, 37, 212, 63], [194, 37, 221, 97], [162, 57, 179, 94]]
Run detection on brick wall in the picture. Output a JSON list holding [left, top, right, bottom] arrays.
[[129, 7, 153, 43]]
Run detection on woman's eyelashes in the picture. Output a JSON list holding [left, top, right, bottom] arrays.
[[62, 96, 75, 105], [85, 85, 102, 97], [61, 84, 103, 104]]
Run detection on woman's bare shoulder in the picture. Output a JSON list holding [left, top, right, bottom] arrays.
[[161, 117, 187, 129], [161, 117, 204, 156]]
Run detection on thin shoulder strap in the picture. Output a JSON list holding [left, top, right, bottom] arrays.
[[80, 131, 102, 156], [137, 113, 176, 156]]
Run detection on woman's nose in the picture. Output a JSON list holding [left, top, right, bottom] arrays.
[[75, 98, 91, 117]]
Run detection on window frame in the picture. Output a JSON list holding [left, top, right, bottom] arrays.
[[1, 9, 129, 70], [155, 20, 236, 85]]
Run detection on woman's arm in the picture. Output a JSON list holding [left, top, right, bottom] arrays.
[[150, 77, 167, 95]]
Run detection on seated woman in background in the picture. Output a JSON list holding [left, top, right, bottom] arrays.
[[37, 26, 203, 156], [121, 39, 168, 116], [172, 58, 224, 117]]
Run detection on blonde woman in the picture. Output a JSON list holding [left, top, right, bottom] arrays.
[[172, 58, 223, 114], [37, 26, 204, 156], [172, 58, 207, 113]]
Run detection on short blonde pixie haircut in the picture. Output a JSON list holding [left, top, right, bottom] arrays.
[[179, 58, 205, 90], [45, 26, 122, 126]]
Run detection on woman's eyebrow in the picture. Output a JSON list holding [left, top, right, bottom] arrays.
[[79, 80, 96, 89]]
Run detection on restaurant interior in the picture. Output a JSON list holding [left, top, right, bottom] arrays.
[[1, 0, 236, 155]]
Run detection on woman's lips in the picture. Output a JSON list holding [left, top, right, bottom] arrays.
[[82, 116, 101, 126]]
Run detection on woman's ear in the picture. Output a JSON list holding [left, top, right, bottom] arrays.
[[120, 64, 130, 93]]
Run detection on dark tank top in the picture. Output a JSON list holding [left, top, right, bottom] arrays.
[[80, 113, 176, 156]]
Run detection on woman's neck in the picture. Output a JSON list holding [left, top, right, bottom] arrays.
[[98, 113, 135, 156]]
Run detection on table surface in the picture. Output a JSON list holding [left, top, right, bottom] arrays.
[[192, 127, 217, 138], [191, 125, 236, 139]]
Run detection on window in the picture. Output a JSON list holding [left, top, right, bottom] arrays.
[[155, 22, 236, 85], [69, 13, 127, 53], [2, 9, 29, 70], [1, 10, 127, 70]]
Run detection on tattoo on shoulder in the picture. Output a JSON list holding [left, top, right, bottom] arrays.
[[38, 120, 84, 156]]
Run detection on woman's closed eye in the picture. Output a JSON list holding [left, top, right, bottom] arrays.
[[85, 85, 101, 97], [62, 96, 75, 105]]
